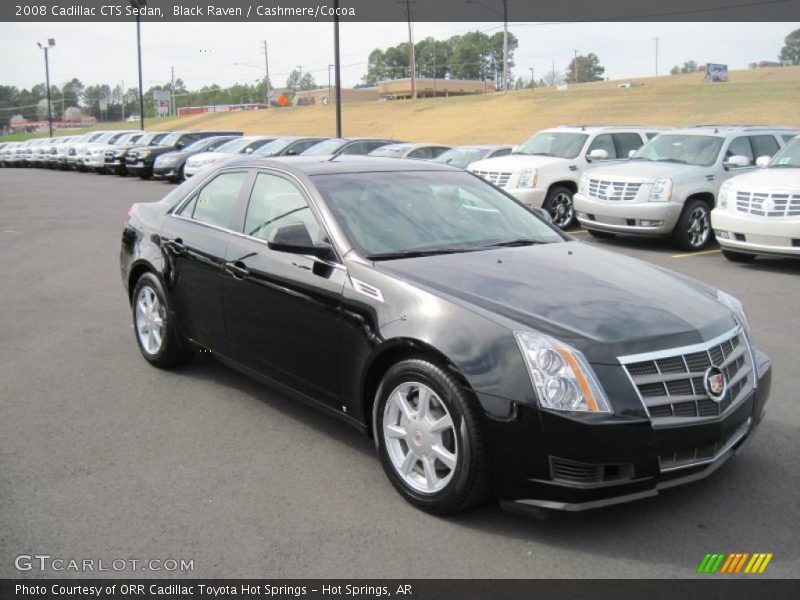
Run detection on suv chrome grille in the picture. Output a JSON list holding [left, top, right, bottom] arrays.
[[587, 178, 642, 202], [735, 190, 800, 218], [472, 170, 512, 187], [619, 328, 753, 423]]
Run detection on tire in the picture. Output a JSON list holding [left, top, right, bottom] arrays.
[[587, 229, 616, 240], [374, 358, 490, 515], [722, 249, 756, 263], [544, 185, 576, 229], [672, 199, 713, 251], [131, 272, 191, 368]]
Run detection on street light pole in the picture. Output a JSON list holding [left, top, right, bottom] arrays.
[[262, 41, 270, 108], [502, 0, 508, 92], [328, 64, 333, 104], [37, 39, 55, 136], [333, 0, 342, 137], [130, 0, 147, 131], [529, 67, 534, 93]]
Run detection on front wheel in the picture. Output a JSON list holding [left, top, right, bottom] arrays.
[[672, 199, 713, 250], [722, 249, 756, 263], [544, 186, 576, 229], [375, 358, 490, 515], [131, 273, 191, 368]]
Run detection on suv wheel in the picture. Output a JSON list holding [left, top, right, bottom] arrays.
[[374, 358, 490, 515], [544, 186, 576, 229], [722, 250, 756, 263], [672, 200, 712, 250]]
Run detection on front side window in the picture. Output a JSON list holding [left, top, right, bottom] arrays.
[[179, 171, 248, 229], [516, 132, 589, 159], [614, 133, 646, 158], [587, 134, 617, 159], [244, 173, 321, 243], [726, 136, 754, 165], [750, 135, 779, 159], [313, 171, 563, 258], [632, 134, 724, 167]]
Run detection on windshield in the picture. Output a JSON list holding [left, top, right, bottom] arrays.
[[768, 137, 800, 168], [214, 138, 261, 154], [368, 145, 409, 158], [184, 137, 230, 153], [158, 133, 183, 146], [301, 139, 346, 156], [632, 134, 724, 167], [313, 171, 563, 259], [433, 148, 486, 168], [252, 138, 294, 156], [516, 132, 588, 159]]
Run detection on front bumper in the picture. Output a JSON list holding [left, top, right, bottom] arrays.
[[85, 156, 107, 169], [506, 187, 548, 208], [126, 160, 151, 175], [491, 350, 771, 512], [574, 192, 683, 235], [712, 208, 800, 257], [153, 164, 181, 179]]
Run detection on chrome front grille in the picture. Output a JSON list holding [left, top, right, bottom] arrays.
[[735, 190, 800, 218], [619, 328, 754, 423], [472, 170, 512, 187], [587, 178, 642, 202]]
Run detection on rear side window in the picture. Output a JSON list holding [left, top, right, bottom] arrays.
[[287, 139, 324, 155], [750, 135, 780, 159], [180, 171, 248, 229], [726, 137, 754, 164], [408, 147, 433, 159], [342, 141, 390, 155], [244, 173, 321, 243], [613, 133, 646, 158], [587, 134, 616, 159]]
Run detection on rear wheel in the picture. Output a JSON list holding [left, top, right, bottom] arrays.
[[131, 273, 191, 368], [672, 199, 713, 250], [375, 358, 490, 515], [587, 229, 616, 240], [544, 186, 575, 229], [722, 249, 756, 263]]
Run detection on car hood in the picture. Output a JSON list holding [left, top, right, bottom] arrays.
[[728, 167, 800, 191], [590, 160, 705, 182], [376, 241, 734, 364], [469, 154, 567, 172]]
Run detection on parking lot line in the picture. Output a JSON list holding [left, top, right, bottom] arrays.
[[671, 249, 722, 259]]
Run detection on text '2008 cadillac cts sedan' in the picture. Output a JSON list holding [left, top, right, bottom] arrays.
[[120, 156, 771, 515]]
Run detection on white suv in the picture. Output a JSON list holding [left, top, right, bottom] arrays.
[[574, 126, 798, 250], [712, 135, 800, 261], [468, 125, 665, 228]]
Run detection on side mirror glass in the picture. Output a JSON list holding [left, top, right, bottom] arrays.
[[587, 148, 609, 161], [724, 155, 751, 169], [267, 222, 332, 258], [755, 156, 771, 168]]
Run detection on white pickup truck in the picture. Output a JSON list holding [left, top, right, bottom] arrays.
[[468, 125, 665, 228]]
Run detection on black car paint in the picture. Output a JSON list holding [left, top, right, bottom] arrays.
[[126, 131, 244, 177], [121, 156, 771, 511], [152, 135, 243, 181]]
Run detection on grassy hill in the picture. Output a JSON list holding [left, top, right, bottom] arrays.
[[6, 66, 800, 145]]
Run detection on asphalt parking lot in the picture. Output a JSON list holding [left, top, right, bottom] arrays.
[[1, 167, 799, 579]]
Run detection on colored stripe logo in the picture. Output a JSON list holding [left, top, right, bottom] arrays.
[[697, 553, 773, 574]]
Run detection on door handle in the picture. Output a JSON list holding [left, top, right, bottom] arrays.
[[164, 238, 186, 255], [224, 260, 250, 279]]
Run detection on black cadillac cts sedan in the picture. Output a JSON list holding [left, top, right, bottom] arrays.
[[120, 156, 771, 515]]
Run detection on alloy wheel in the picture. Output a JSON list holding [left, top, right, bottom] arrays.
[[687, 206, 710, 248], [135, 285, 165, 355], [383, 382, 458, 494], [549, 192, 574, 229]]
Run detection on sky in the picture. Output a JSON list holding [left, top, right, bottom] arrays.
[[0, 21, 797, 92]]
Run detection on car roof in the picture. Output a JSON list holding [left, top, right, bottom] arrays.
[[549, 125, 670, 133], [660, 126, 799, 137], [220, 154, 461, 175]]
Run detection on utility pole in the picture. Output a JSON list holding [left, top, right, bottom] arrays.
[[37, 40, 55, 136], [328, 64, 333, 105], [262, 41, 271, 108], [333, 0, 342, 136], [529, 67, 534, 93], [133, 3, 145, 131], [551, 58, 555, 87], [432, 46, 436, 97], [573, 50, 579, 83], [400, 0, 417, 100], [120, 80, 125, 121], [653, 37, 660, 76], [502, 0, 508, 92], [170, 66, 175, 116]]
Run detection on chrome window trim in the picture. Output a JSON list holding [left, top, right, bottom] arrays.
[[167, 166, 346, 271]]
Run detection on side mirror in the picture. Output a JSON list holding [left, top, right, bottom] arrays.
[[628, 149, 637, 158], [724, 155, 751, 169], [530, 206, 554, 224], [285, 149, 298, 156], [176, 141, 186, 149], [244, 147, 254, 154], [587, 148, 609, 161], [755, 156, 771, 168], [267, 222, 332, 258]]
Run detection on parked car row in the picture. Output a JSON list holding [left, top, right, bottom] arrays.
[[3, 123, 798, 259]]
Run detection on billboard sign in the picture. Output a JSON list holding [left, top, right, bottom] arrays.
[[706, 63, 728, 83], [153, 90, 171, 116]]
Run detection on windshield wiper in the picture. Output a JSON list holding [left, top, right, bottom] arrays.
[[367, 247, 482, 261], [482, 238, 549, 248]]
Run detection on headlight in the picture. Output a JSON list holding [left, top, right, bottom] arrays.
[[717, 290, 750, 337], [718, 181, 733, 209], [514, 332, 611, 413], [139, 150, 151, 158], [649, 178, 672, 202], [517, 168, 538, 189]]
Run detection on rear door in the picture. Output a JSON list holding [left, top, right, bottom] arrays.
[[223, 169, 348, 407], [160, 169, 252, 352]]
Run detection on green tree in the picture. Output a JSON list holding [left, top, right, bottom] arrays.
[[300, 72, 317, 91], [779, 28, 800, 64], [565, 53, 605, 83]]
